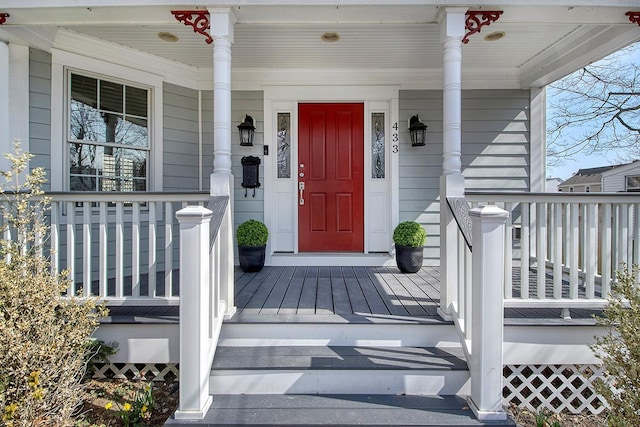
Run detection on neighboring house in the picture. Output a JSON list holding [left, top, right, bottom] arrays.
[[1, 1, 639, 424], [545, 177, 562, 192], [559, 161, 640, 192], [602, 160, 640, 192]]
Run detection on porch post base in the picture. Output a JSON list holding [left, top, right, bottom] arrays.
[[467, 396, 507, 421], [224, 305, 237, 320], [437, 307, 453, 321], [173, 395, 213, 421]]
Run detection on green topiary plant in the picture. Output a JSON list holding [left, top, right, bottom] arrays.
[[393, 221, 427, 247], [236, 219, 269, 247]]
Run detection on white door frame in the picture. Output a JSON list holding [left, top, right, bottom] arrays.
[[263, 85, 399, 266]]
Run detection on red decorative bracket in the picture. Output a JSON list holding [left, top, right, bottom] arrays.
[[171, 10, 213, 44], [463, 11, 503, 44], [626, 11, 640, 26], [0, 13, 9, 25]]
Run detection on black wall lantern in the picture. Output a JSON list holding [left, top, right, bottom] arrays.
[[408, 115, 427, 147], [238, 114, 256, 146]]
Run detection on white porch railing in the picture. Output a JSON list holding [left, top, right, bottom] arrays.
[[174, 175, 235, 419], [466, 192, 640, 313], [445, 197, 509, 421], [41, 192, 210, 305]]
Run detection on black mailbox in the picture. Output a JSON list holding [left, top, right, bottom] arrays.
[[241, 156, 261, 197]]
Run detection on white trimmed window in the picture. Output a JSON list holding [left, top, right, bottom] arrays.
[[627, 175, 640, 192], [68, 72, 149, 192]]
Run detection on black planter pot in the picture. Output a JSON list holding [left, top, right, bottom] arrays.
[[395, 244, 424, 273], [238, 245, 266, 272]]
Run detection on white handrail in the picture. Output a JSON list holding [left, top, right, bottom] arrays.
[[174, 174, 235, 420], [42, 192, 210, 304], [466, 192, 640, 310], [446, 198, 508, 421]]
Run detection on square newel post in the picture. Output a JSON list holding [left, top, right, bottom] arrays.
[[469, 205, 509, 421], [174, 206, 213, 420]]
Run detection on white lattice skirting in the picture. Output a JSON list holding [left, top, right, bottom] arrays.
[[92, 363, 179, 382], [504, 364, 608, 414]]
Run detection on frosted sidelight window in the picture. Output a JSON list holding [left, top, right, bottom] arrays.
[[371, 113, 385, 179], [277, 113, 291, 179]]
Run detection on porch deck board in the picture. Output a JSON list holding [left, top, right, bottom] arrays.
[[103, 266, 603, 324]]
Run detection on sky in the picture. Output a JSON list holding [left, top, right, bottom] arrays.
[[545, 45, 640, 180]]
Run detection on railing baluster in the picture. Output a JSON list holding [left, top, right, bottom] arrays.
[[50, 202, 59, 275], [457, 232, 465, 328], [165, 202, 174, 297], [82, 202, 91, 297], [115, 202, 124, 298], [148, 202, 157, 298], [66, 201, 75, 295], [585, 203, 597, 298], [580, 203, 587, 270], [619, 204, 629, 270], [99, 201, 108, 298], [569, 203, 579, 299], [553, 203, 563, 299], [633, 204, 640, 270], [520, 202, 530, 299], [536, 202, 547, 298], [504, 202, 513, 299], [601, 203, 612, 297], [132, 202, 140, 297]]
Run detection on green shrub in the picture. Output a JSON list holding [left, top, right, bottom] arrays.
[[591, 266, 640, 427], [236, 219, 268, 247], [392, 221, 427, 247], [0, 141, 107, 426]]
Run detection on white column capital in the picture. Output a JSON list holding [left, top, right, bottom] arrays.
[[207, 7, 237, 42], [437, 7, 468, 40]]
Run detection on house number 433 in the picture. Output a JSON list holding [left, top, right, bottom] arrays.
[[392, 122, 399, 153]]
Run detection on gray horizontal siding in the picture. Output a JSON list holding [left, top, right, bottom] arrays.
[[29, 49, 52, 189], [399, 89, 531, 265], [230, 91, 264, 230], [163, 83, 199, 191]]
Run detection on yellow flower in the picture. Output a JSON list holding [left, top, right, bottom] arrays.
[[141, 405, 148, 414], [104, 402, 113, 410], [3, 402, 19, 421], [28, 371, 40, 390], [33, 387, 44, 400], [123, 402, 131, 412]]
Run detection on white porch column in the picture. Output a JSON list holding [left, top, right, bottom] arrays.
[[209, 7, 236, 192], [0, 43, 29, 168], [438, 7, 467, 318], [469, 205, 508, 421]]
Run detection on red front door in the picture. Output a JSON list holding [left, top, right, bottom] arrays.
[[298, 103, 364, 252]]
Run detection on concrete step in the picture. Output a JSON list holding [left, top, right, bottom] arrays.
[[164, 394, 516, 427], [210, 346, 470, 395]]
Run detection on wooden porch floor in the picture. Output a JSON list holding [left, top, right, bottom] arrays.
[[104, 266, 602, 323], [230, 266, 602, 324]]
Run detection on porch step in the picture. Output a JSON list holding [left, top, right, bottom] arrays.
[[164, 394, 516, 426], [210, 345, 470, 395]]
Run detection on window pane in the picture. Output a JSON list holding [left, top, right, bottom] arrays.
[[116, 117, 148, 147], [126, 86, 148, 117], [70, 99, 105, 141], [627, 175, 640, 191], [371, 113, 385, 179], [71, 74, 97, 109], [69, 143, 147, 192], [277, 113, 290, 179], [100, 80, 123, 113]]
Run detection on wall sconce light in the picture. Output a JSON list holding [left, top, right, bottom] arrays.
[[408, 115, 427, 147], [238, 114, 256, 146]]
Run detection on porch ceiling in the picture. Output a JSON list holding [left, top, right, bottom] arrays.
[[1, 4, 639, 88]]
